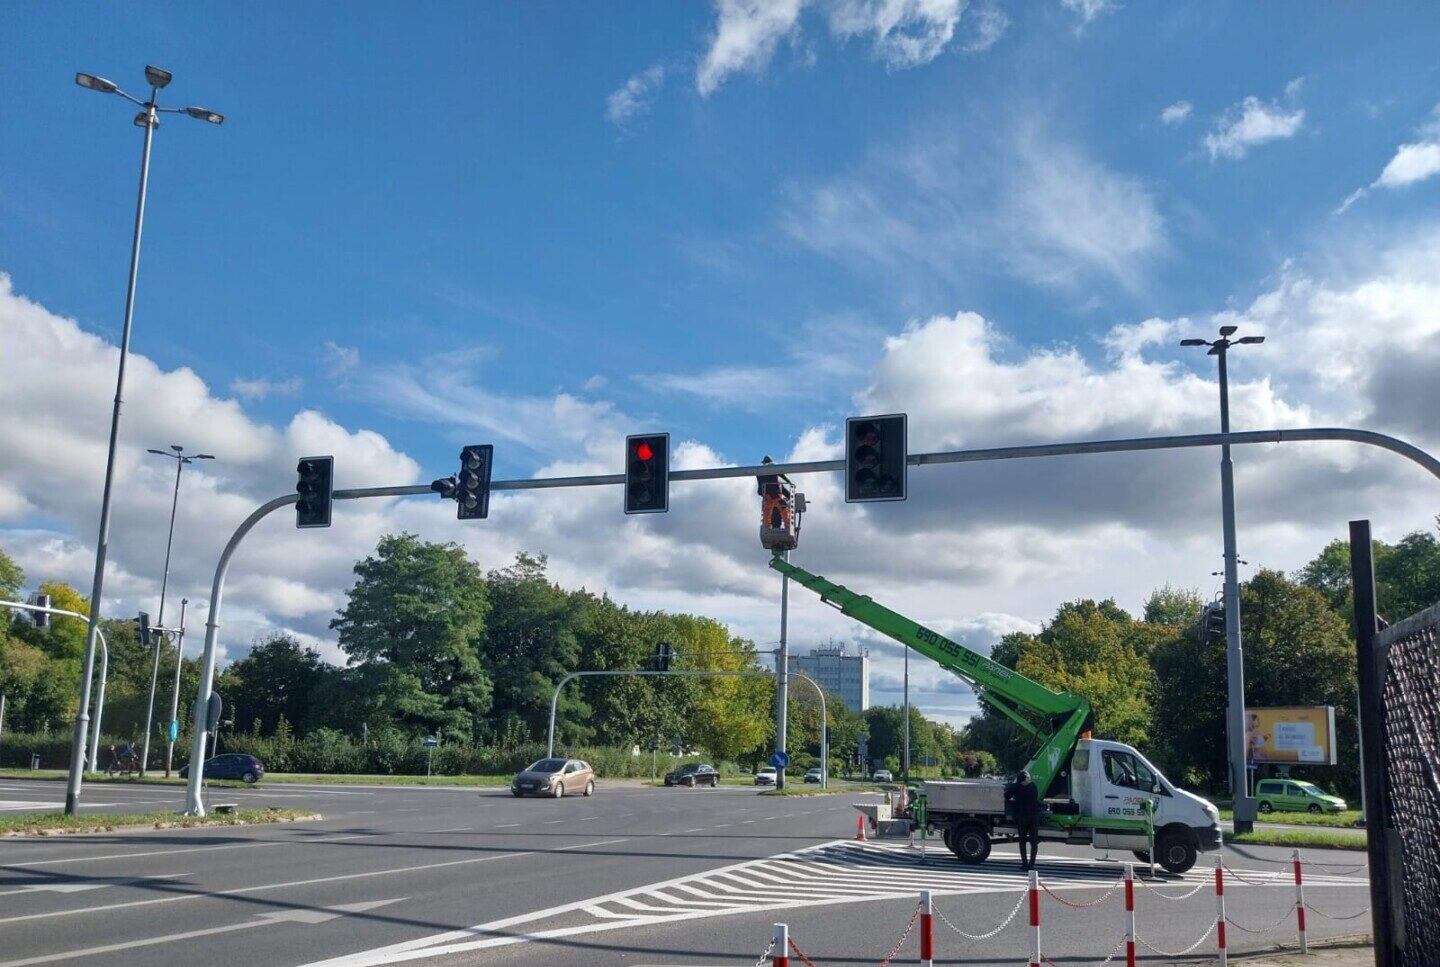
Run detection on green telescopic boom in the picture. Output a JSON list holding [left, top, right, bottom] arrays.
[[768, 552, 1093, 797]]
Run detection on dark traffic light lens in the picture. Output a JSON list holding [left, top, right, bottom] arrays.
[[855, 423, 880, 447], [630, 459, 652, 481], [854, 444, 880, 468], [629, 481, 651, 502], [855, 468, 878, 492]]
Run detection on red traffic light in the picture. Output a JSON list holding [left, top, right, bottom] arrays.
[[635, 441, 654, 461]]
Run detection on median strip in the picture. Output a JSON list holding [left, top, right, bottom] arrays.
[[0, 808, 318, 839]]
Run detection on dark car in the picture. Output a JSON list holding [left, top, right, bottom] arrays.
[[178, 753, 264, 783], [664, 763, 719, 787], [511, 758, 595, 798]]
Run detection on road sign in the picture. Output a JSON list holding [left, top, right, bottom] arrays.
[[423, 736, 439, 748], [770, 751, 790, 769], [167, 719, 179, 742], [205, 693, 223, 732]]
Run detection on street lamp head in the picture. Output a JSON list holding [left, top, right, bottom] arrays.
[[133, 112, 157, 129], [1179, 338, 1208, 347], [194, 454, 216, 460], [75, 72, 119, 94], [1218, 324, 1238, 337], [170, 444, 184, 452], [144, 65, 173, 89], [1237, 335, 1265, 345], [184, 106, 224, 125]]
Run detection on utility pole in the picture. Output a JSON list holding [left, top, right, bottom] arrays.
[[776, 549, 790, 790], [903, 644, 910, 784], [163, 598, 188, 776], [1181, 326, 1265, 834]]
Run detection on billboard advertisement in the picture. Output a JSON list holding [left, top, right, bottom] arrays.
[[1246, 707, 1337, 765]]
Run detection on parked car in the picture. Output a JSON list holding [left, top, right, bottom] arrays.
[[511, 758, 595, 798], [664, 763, 719, 787], [1255, 778, 1347, 814], [872, 769, 894, 783], [754, 767, 778, 786], [178, 754, 264, 783], [803, 767, 823, 784]]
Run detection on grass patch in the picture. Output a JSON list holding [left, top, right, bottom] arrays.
[[1222, 808, 1365, 829], [758, 783, 873, 796], [1229, 827, 1367, 851], [0, 808, 318, 837]]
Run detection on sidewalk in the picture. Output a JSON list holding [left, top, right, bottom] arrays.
[[1182, 938, 1372, 966]]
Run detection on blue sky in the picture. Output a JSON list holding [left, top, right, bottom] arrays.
[[3, 1, 1439, 722]]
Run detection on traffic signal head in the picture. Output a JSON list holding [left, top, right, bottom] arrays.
[[457, 444, 494, 520], [656, 641, 672, 672], [845, 414, 907, 502], [625, 433, 669, 514], [295, 456, 334, 528], [138, 611, 151, 647], [1204, 603, 1226, 643], [27, 592, 50, 629]]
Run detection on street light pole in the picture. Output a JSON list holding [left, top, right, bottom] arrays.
[[1182, 327, 1265, 835], [776, 549, 790, 790], [141, 447, 212, 775], [164, 598, 188, 777], [66, 67, 222, 814]]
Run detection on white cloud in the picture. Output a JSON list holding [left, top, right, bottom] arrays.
[[1159, 101, 1192, 126], [582, 374, 608, 392], [698, 0, 807, 96], [1204, 83, 1306, 161], [1060, 0, 1116, 24], [323, 341, 359, 377], [962, 0, 1009, 52], [825, 0, 966, 69], [606, 63, 666, 125], [1335, 104, 1440, 214], [782, 116, 1167, 294], [230, 375, 301, 401]]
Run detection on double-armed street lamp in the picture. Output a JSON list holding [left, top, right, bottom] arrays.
[[140, 446, 213, 776], [64, 66, 222, 815], [1181, 326, 1265, 834]]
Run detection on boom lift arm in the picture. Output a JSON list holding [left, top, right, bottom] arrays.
[[769, 553, 1092, 798]]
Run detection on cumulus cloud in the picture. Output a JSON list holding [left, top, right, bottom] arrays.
[[697, 0, 807, 96], [1060, 0, 1116, 25], [1204, 82, 1306, 161], [230, 375, 302, 401], [781, 116, 1167, 294], [1337, 105, 1440, 214], [825, 0, 967, 69], [1160, 101, 1192, 126], [607, 63, 666, 125]]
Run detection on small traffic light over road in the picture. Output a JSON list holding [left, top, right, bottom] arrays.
[[656, 641, 673, 672], [295, 456, 334, 528], [1204, 603, 1226, 643], [625, 433, 669, 514], [457, 445, 494, 520], [138, 611, 152, 647], [845, 414, 907, 503]]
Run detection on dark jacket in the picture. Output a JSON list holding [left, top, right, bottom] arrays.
[[1006, 776, 1041, 824]]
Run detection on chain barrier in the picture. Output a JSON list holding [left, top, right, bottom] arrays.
[[1135, 876, 1208, 900], [1304, 901, 1372, 922], [1038, 873, 1126, 908], [1224, 910, 1296, 935], [787, 938, 821, 967], [1039, 933, 1129, 967], [1222, 863, 1283, 887], [753, 934, 776, 967], [1301, 859, 1369, 876], [1135, 920, 1217, 958], [875, 902, 921, 967], [934, 888, 1028, 940]]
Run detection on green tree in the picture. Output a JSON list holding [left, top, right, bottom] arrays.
[[0, 546, 22, 601], [1144, 585, 1204, 628], [331, 534, 491, 741], [219, 634, 327, 737]]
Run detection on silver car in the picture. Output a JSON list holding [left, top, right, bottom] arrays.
[[511, 757, 595, 798]]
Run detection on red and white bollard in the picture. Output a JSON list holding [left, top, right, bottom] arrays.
[[1214, 855, 1228, 967], [920, 889, 934, 967], [1124, 863, 1137, 967], [1029, 868, 1042, 967], [772, 923, 789, 966], [1292, 849, 1309, 954]]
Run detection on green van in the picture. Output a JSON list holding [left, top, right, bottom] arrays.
[[1255, 778, 1347, 814]]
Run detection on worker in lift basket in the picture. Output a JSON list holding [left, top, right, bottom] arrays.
[[1006, 769, 1041, 871]]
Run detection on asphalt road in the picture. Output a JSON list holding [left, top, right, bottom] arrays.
[[0, 778, 1372, 966]]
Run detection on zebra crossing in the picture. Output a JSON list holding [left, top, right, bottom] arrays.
[[304, 839, 1368, 966]]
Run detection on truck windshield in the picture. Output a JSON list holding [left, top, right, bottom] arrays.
[[1102, 749, 1162, 793]]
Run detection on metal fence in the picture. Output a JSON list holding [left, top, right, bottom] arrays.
[[1352, 519, 1440, 967]]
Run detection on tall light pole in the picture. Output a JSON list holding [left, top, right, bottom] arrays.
[[1181, 326, 1265, 834], [66, 67, 223, 815], [140, 446, 212, 775]]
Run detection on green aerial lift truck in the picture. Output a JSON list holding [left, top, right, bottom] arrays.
[[771, 554, 1221, 874]]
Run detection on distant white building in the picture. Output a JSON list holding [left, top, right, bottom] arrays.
[[787, 645, 869, 713]]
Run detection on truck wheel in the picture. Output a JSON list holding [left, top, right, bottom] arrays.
[[1155, 832, 1197, 874], [947, 823, 992, 864], [1132, 850, 1150, 863]]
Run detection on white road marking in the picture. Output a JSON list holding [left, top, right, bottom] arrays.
[[0, 872, 190, 897], [0, 898, 406, 966], [4, 833, 379, 869], [0, 839, 623, 925], [683, 828, 705, 833], [494, 823, 521, 828]]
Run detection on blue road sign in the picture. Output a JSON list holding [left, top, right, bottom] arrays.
[[770, 751, 790, 769], [167, 719, 179, 742], [423, 737, 439, 748]]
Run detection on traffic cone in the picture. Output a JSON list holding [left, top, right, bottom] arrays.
[[855, 815, 867, 842]]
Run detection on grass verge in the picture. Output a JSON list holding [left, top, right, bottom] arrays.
[[758, 784, 872, 796], [0, 808, 319, 837], [1221, 808, 1365, 829], [1229, 827, 1367, 851]]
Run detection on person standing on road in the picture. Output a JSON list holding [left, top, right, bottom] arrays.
[[1006, 768, 1041, 871]]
